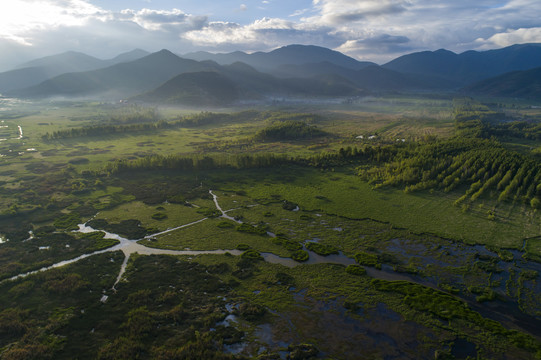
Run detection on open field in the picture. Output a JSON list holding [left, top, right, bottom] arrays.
[[0, 96, 540, 359]]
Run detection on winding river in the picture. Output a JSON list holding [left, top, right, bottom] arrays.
[[0, 97, 538, 350], [2, 190, 350, 290], [2, 191, 246, 289], [3, 190, 541, 338]]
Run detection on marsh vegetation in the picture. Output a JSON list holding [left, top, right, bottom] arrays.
[[0, 96, 540, 359]]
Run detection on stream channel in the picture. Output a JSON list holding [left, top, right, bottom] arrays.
[[2, 190, 541, 340]]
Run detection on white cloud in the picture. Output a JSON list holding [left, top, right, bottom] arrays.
[[0, 0, 540, 70], [240, 4, 247, 11], [184, 17, 340, 52], [311, 0, 410, 25], [481, 27, 541, 47], [289, 8, 310, 17], [304, 0, 541, 61], [0, 0, 104, 45]]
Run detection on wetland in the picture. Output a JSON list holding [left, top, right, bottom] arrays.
[[0, 97, 540, 359]]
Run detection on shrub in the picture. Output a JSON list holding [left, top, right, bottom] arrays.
[[282, 201, 298, 211], [254, 121, 327, 141], [497, 250, 514, 262], [167, 194, 186, 204], [276, 272, 295, 286], [241, 249, 262, 260], [237, 303, 267, 321], [354, 252, 380, 268], [520, 270, 538, 280], [291, 250, 309, 262], [68, 157, 90, 164], [34, 225, 55, 236], [305, 242, 338, 256], [345, 265, 366, 276], [151, 212, 167, 220], [273, 237, 302, 251], [54, 213, 81, 230], [287, 344, 319, 360], [236, 223, 267, 235], [217, 221, 235, 228]]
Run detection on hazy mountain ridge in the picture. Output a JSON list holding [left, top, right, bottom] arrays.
[[184, 44, 376, 71], [133, 71, 241, 106], [5, 43, 541, 101], [133, 63, 364, 106], [383, 43, 541, 85], [274, 62, 459, 90], [0, 49, 149, 93], [11, 50, 214, 99], [464, 66, 541, 99]]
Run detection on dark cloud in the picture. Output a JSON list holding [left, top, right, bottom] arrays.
[[355, 34, 410, 45], [136, 9, 190, 23], [336, 35, 413, 63]]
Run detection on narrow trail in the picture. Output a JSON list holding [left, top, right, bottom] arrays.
[[2, 191, 540, 339], [1, 191, 354, 295], [143, 217, 209, 239], [210, 190, 242, 223], [1, 193, 244, 291]]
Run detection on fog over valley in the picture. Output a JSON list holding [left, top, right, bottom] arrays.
[[0, 1, 540, 359]]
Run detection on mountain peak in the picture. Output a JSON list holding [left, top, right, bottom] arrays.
[[270, 44, 340, 56], [138, 49, 182, 63], [155, 49, 177, 56], [434, 48, 457, 55]]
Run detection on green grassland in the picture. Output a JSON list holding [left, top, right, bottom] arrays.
[[237, 167, 540, 251], [94, 200, 206, 231], [0, 96, 540, 359], [0, 98, 457, 175], [0, 97, 538, 255], [139, 217, 290, 256]]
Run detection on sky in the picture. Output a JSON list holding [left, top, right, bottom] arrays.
[[0, 0, 540, 71]]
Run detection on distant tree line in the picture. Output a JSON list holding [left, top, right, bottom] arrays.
[[454, 98, 541, 140], [87, 101, 541, 208], [254, 120, 328, 141], [101, 153, 292, 175], [41, 110, 318, 140], [42, 120, 170, 140], [108, 105, 161, 124], [100, 142, 400, 176]]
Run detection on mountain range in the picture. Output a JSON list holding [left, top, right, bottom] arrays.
[[12, 50, 215, 99], [3, 43, 541, 104], [0, 49, 149, 93], [382, 43, 541, 85], [183, 44, 376, 72]]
